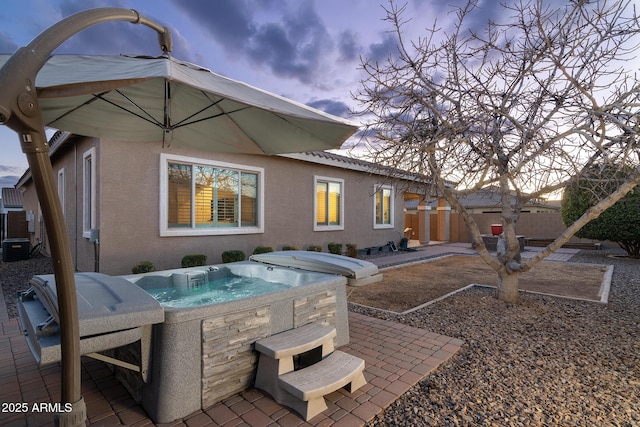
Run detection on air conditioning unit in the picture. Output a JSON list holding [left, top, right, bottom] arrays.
[[2, 238, 30, 262]]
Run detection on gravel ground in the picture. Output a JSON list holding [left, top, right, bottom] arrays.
[[1, 254, 53, 319], [2, 249, 639, 426], [351, 248, 640, 427]]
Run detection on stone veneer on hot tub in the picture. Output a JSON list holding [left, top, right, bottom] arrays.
[[117, 261, 349, 423]]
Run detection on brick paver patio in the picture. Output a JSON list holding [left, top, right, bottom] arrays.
[[0, 248, 465, 426]]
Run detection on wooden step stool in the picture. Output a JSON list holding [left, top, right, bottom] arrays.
[[254, 323, 366, 420]]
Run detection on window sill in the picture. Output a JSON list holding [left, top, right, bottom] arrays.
[[160, 227, 264, 237], [313, 225, 344, 232]]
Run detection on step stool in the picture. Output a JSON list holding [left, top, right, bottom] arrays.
[[254, 323, 366, 420]]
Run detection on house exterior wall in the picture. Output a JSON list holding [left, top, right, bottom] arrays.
[[17, 183, 40, 247], [20, 137, 101, 270], [23, 138, 422, 275], [101, 141, 411, 274]]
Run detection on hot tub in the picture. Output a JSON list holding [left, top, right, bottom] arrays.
[[120, 260, 351, 423], [18, 252, 381, 423]]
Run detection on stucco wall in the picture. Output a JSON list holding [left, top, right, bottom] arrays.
[[453, 212, 599, 244], [62, 140, 418, 275]]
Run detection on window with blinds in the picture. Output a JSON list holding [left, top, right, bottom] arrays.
[[314, 176, 344, 231], [374, 185, 394, 228], [166, 159, 260, 232], [82, 148, 96, 237]]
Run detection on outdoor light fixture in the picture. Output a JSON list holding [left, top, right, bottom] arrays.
[[0, 9, 171, 426]]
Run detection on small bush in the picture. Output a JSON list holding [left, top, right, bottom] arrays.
[[181, 254, 207, 268], [281, 245, 299, 251], [253, 246, 273, 255], [346, 243, 358, 258], [222, 250, 246, 263], [328, 242, 342, 255], [132, 261, 154, 274], [307, 245, 323, 252]]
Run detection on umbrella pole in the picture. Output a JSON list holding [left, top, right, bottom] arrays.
[[0, 47, 85, 425], [0, 8, 172, 427], [23, 131, 86, 425]]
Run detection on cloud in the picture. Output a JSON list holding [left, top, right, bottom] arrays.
[[366, 33, 398, 63], [40, 0, 196, 61], [307, 99, 352, 119], [0, 165, 23, 174], [171, 0, 332, 84], [172, 0, 255, 48], [0, 165, 24, 188], [0, 166, 24, 188], [0, 31, 18, 53], [337, 30, 360, 62], [0, 175, 20, 188]]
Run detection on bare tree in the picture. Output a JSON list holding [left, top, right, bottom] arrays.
[[354, 0, 640, 303]]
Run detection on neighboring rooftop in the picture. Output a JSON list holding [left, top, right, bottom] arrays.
[[1, 187, 23, 209], [406, 186, 560, 212]]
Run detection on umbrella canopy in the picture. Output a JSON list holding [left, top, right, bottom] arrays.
[[0, 54, 358, 154]]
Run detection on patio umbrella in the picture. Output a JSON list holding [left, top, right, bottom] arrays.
[[0, 8, 357, 426], [0, 54, 358, 154]]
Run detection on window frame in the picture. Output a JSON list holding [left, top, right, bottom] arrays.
[[160, 153, 264, 236], [57, 167, 65, 218], [373, 184, 394, 229], [82, 148, 96, 238], [313, 175, 344, 231]]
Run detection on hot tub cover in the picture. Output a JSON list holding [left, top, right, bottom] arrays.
[[250, 251, 382, 286], [17, 272, 164, 366], [24, 272, 164, 336]]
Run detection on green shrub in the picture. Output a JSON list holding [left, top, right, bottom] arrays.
[[181, 254, 207, 268], [327, 242, 342, 255], [221, 250, 246, 263], [252, 246, 273, 255], [562, 164, 640, 258], [346, 243, 358, 258], [281, 245, 298, 251], [132, 261, 154, 274], [307, 245, 323, 252]]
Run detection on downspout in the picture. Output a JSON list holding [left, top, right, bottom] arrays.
[[0, 9, 171, 426], [74, 142, 78, 270]]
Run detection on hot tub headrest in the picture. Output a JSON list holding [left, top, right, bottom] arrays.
[[171, 271, 207, 288]]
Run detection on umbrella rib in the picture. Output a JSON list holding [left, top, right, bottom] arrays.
[[170, 90, 250, 129], [46, 88, 251, 133], [45, 91, 111, 127], [102, 90, 165, 127], [172, 107, 250, 129], [45, 90, 166, 130], [170, 94, 233, 128]]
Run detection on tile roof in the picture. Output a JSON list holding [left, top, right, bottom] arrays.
[[280, 151, 433, 183], [1, 187, 23, 208]]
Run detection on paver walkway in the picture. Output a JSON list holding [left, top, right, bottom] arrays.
[[0, 242, 585, 426], [0, 249, 465, 426], [366, 242, 578, 269]]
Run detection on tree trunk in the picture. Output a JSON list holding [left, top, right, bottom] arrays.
[[497, 270, 520, 304]]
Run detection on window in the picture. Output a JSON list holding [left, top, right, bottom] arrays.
[[161, 154, 263, 236], [57, 168, 65, 217], [314, 176, 344, 231], [82, 148, 96, 237], [374, 185, 394, 228]]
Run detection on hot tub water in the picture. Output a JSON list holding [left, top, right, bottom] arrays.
[[146, 276, 292, 308]]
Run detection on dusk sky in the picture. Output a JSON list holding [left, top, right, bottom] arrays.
[[0, 0, 570, 189], [0, 0, 508, 188]]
